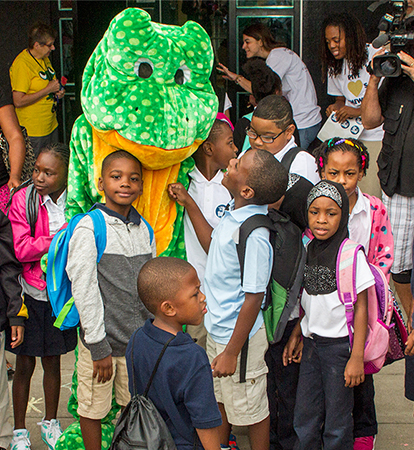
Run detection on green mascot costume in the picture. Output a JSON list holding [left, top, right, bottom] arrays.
[[56, 7, 217, 449]]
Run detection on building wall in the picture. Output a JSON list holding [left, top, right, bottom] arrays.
[[0, 1, 52, 88]]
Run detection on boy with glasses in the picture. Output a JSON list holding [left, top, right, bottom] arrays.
[[243, 95, 320, 185]]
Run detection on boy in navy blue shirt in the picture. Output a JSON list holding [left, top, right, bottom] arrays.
[[126, 257, 222, 450]]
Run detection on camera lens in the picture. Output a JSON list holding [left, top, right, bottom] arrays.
[[380, 59, 398, 76]]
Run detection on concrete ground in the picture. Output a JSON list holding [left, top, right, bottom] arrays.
[[5, 352, 414, 450]]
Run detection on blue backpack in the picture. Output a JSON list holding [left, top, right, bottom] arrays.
[[46, 208, 107, 330]]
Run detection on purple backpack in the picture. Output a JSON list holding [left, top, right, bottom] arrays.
[[337, 239, 393, 374]]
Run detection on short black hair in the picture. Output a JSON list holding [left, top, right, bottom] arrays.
[[253, 95, 294, 131], [197, 119, 230, 154], [101, 150, 142, 175], [28, 21, 57, 49], [39, 142, 70, 171], [243, 57, 282, 102], [246, 149, 288, 205], [138, 257, 194, 315]]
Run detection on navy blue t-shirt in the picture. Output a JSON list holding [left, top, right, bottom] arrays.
[[126, 319, 222, 450]]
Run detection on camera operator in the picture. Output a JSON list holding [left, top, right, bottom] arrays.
[[361, 1, 414, 330]]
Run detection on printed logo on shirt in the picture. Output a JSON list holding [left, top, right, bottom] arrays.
[[39, 67, 55, 81], [216, 204, 226, 218], [341, 120, 350, 129], [347, 80, 363, 97]]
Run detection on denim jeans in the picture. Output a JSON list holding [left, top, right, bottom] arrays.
[[297, 122, 321, 150], [294, 335, 353, 450], [353, 374, 377, 438], [265, 319, 300, 450]]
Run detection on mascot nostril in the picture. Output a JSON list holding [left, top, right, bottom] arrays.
[[174, 68, 185, 85], [138, 62, 153, 79]]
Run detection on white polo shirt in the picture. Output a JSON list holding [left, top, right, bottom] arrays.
[[275, 137, 320, 185], [184, 167, 231, 291], [348, 187, 372, 254]]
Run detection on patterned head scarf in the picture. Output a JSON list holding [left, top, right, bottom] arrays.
[[304, 180, 349, 295]]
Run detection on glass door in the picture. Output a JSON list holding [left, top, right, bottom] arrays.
[[226, 0, 301, 121]]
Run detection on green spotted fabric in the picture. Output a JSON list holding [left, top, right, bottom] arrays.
[[81, 7, 217, 149]]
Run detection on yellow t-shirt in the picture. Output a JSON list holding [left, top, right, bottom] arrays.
[[9, 49, 58, 137]]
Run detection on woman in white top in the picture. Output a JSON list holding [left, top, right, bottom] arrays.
[[218, 23, 322, 150], [321, 13, 384, 198]]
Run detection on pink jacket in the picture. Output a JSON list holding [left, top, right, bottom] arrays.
[[8, 187, 52, 290], [304, 194, 394, 282], [363, 193, 394, 282]]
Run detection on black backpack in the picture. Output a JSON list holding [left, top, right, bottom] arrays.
[[236, 208, 305, 382], [110, 333, 177, 450]]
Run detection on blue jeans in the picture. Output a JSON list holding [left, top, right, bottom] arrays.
[[294, 336, 353, 450], [298, 122, 321, 150]]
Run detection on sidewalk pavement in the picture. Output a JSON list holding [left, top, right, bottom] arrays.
[[5, 351, 414, 449]]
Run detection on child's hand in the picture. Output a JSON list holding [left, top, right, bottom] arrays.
[[168, 183, 191, 207], [211, 351, 237, 378], [10, 325, 24, 348], [282, 335, 303, 366], [344, 355, 365, 388], [93, 355, 113, 383]]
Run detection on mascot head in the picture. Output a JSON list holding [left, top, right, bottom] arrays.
[[81, 8, 218, 159]]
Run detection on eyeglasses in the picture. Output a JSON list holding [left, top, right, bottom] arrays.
[[41, 42, 55, 48], [245, 126, 287, 144]]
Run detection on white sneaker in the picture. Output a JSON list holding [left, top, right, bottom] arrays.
[[38, 419, 63, 450], [10, 429, 31, 450]]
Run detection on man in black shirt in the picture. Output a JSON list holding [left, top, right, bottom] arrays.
[[361, 47, 414, 321]]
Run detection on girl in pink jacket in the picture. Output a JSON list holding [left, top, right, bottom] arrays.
[[7, 143, 76, 450], [314, 137, 393, 450]]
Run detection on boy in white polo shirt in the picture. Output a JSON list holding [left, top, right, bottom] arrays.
[[244, 95, 320, 185], [169, 149, 288, 450], [171, 116, 236, 348]]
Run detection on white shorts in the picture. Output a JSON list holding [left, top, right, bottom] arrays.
[[206, 325, 269, 426]]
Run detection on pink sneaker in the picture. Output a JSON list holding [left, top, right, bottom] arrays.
[[354, 436, 375, 450]]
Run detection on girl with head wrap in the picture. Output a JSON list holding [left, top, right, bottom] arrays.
[[285, 180, 374, 450]]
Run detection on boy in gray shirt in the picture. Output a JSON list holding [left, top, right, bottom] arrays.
[[67, 150, 156, 450]]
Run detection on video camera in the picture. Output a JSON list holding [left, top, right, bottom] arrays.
[[369, 0, 414, 76]]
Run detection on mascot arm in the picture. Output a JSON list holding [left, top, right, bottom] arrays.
[[66, 115, 103, 220]]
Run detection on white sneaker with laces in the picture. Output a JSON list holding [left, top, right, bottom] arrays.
[[10, 429, 31, 450], [38, 419, 63, 450]]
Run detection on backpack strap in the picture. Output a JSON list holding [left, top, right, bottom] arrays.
[[237, 214, 273, 282], [25, 184, 39, 237], [280, 147, 302, 172], [336, 238, 364, 347], [129, 329, 175, 397], [140, 216, 154, 245], [236, 214, 273, 383], [87, 208, 107, 263]]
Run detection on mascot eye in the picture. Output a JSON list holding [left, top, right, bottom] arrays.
[[134, 58, 154, 79], [174, 65, 191, 85]]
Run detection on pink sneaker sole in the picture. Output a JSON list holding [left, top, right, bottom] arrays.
[[354, 436, 375, 450]]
